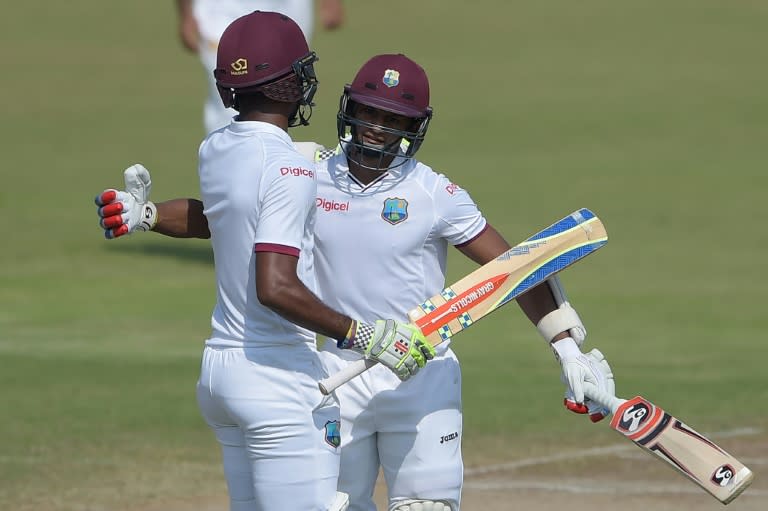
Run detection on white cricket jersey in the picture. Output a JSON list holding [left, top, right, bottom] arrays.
[[193, 0, 314, 44], [199, 120, 318, 347], [312, 150, 487, 353]]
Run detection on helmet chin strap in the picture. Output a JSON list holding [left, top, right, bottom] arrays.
[[346, 128, 403, 172], [349, 144, 398, 173], [360, 138, 401, 159], [288, 103, 313, 128]]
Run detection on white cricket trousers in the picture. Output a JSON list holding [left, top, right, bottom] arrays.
[[322, 346, 464, 511], [196, 343, 341, 511]]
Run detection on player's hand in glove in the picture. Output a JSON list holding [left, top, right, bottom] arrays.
[[552, 338, 615, 422], [95, 164, 157, 239], [339, 320, 435, 381], [564, 349, 615, 422]]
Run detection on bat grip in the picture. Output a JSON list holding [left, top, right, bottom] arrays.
[[318, 358, 377, 395], [583, 382, 626, 415]]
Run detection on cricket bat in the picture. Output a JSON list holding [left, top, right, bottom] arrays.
[[585, 384, 755, 504], [318, 208, 608, 395]]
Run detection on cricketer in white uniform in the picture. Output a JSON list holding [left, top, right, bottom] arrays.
[[303, 54, 617, 511], [185, 12, 345, 511], [315, 147, 478, 511], [194, 118, 346, 509], [303, 55, 480, 510]]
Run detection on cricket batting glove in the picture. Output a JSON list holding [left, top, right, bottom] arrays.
[[339, 320, 435, 381], [552, 339, 615, 422], [94, 164, 158, 239]]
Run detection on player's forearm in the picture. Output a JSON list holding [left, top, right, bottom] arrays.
[[153, 199, 210, 238], [457, 222, 563, 333], [530, 273, 589, 346], [255, 251, 352, 340], [515, 284, 561, 331], [259, 283, 353, 341]]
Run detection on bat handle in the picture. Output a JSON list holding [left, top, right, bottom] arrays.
[[583, 383, 627, 415], [318, 358, 377, 395]]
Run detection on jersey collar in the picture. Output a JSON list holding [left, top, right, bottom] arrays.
[[227, 119, 294, 145], [327, 151, 415, 194]]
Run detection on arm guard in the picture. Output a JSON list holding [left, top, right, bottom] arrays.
[[536, 275, 587, 346]]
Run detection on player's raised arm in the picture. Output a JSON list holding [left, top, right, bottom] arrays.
[[94, 164, 210, 239], [455, 222, 616, 422], [153, 198, 209, 238]]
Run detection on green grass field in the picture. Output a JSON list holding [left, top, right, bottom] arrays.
[[2, 1, 767, 509]]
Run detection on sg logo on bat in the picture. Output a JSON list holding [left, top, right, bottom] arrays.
[[711, 464, 735, 487]]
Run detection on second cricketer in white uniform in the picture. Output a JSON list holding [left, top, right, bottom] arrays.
[[307, 54, 616, 511], [313, 150, 476, 510], [94, 52, 617, 510]]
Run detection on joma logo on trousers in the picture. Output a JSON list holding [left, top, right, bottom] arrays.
[[440, 432, 459, 444]]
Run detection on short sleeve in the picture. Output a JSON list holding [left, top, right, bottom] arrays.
[[254, 161, 317, 254], [432, 174, 487, 246]]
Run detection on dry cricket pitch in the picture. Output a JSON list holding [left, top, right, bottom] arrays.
[[136, 432, 765, 511]]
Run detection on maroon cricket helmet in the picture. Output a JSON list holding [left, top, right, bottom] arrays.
[[337, 53, 433, 169], [213, 11, 318, 122], [347, 53, 431, 118]]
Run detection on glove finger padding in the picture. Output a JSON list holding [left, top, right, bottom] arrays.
[[98, 201, 124, 219], [94, 165, 157, 240], [563, 397, 589, 414], [553, 337, 591, 404], [100, 214, 125, 230], [95, 190, 128, 238], [418, 342, 435, 361], [563, 348, 615, 422], [96, 191, 134, 232], [586, 349, 615, 422], [564, 390, 607, 421], [124, 164, 152, 203], [105, 223, 130, 239], [95, 189, 118, 207], [95, 174, 157, 237]]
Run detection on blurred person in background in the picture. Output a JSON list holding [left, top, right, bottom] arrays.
[[95, 53, 617, 511], [176, 0, 345, 134]]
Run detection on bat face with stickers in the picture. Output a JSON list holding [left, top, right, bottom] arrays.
[[318, 208, 608, 394], [585, 385, 754, 504]]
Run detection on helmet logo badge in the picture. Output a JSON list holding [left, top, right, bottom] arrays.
[[382, 69, 400, 88], [231, 58, 248, 76]]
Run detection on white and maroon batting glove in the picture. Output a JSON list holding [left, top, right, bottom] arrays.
[[95, 164, 157, 239], [553, 339, 616, 423]]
